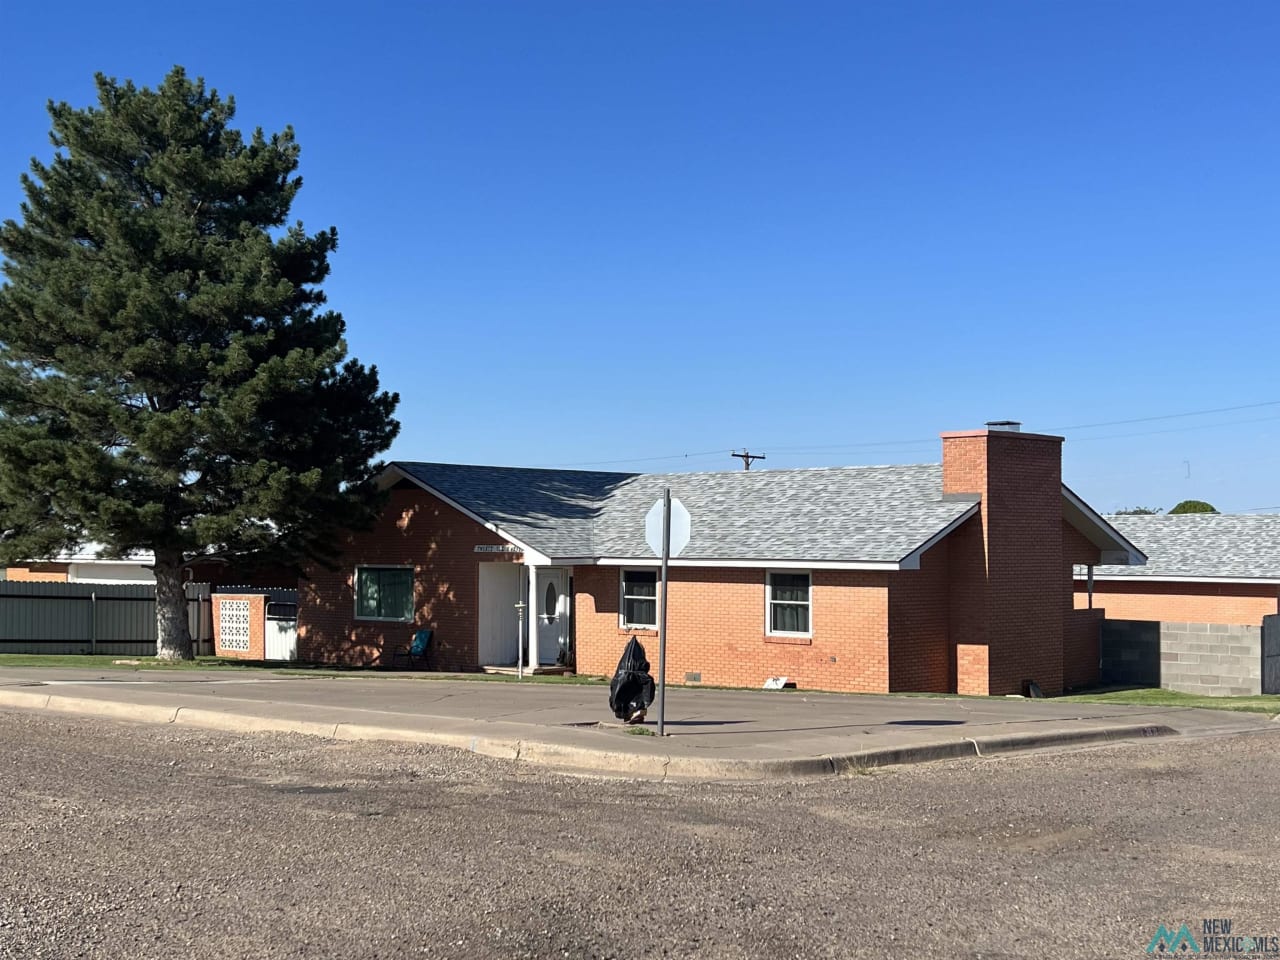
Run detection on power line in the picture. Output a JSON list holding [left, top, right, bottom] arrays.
[[1042, 400, 1280, 432], [537, 449, 727, 469], [1064, 413, 1280, 444], [537, 400, 1280, 471]]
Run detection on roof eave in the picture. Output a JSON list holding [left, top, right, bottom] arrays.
[[1062, 485, 1147, 566], [896, 502, 981, 570], [552, 557, 904, 571], [379, 464, 553, 565]]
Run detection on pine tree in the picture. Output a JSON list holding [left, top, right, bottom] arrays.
[[0, 68, 400, 659]]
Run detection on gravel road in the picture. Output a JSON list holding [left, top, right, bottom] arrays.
[[2, 710, 1278, 959]]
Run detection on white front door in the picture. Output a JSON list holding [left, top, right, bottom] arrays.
[[535, 568, 569, 665], [478, 564, 522, 665]]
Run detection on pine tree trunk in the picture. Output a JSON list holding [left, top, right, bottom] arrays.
[[154, 555, 194, 661]]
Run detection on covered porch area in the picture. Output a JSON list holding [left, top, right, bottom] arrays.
[[477, 561, 574, 673]]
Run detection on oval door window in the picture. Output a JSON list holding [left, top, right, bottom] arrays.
[[543, 581, 559, 620]]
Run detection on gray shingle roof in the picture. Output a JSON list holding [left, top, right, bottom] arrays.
[[1091, 514, 1280, 581], [391, 461, 979, 565], [392, 463, 635, 558]]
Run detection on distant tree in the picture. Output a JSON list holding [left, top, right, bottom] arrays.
[[0, 68, 400, 659], [1168, 500, 1218, 515], [1114, 506, 1163, 515]]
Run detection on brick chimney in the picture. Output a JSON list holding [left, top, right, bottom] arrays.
[[941, 423, 1066, 696]]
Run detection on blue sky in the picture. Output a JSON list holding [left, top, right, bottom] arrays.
[[2, 1, 1279, 513]]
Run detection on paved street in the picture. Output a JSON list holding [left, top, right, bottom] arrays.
[[3, 710, 1279, 959]]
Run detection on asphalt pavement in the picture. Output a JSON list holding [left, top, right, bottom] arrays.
[[0, 666, 1273, 778]]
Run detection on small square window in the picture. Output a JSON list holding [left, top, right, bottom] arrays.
[[620, 569, 658, 629], [355, 566, 414, 621], [767, 571, 811, 636]]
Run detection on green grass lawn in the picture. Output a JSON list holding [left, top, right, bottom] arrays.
[[0, 654, 264, 670], [1060, 686, 1280, 716]]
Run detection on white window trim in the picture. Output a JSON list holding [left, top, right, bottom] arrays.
[[765, 569, 812, 638], [619, 568, 659, 630], [353, 564, 415, 622]]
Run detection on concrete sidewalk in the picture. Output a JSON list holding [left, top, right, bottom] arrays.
[[1, 667, 1275, 778]]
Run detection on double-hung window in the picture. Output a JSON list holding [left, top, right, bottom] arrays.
[[620, 569, 658, 629], [767, 571, 811, 636], [355, 566, 414, 621]]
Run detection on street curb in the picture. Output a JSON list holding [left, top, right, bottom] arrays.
[[0, 689, 1178, 780]]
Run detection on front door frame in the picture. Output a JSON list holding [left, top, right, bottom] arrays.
[[525, 564, 570, 669]]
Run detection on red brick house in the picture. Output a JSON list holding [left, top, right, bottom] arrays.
[[297, 423, 1144, 696], [1075, 514, 1280, 626]]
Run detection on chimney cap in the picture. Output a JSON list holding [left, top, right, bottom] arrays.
[[985, 420, 1022, 432]]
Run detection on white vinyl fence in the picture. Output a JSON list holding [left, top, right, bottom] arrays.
[[0, 582, 213, 656]]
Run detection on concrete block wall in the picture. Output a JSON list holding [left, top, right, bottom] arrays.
[[1157, 622, 1262, 696], [1100, 618, 1262, 696]]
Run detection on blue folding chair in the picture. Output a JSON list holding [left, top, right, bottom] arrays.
[[391, 629, 433, 670]]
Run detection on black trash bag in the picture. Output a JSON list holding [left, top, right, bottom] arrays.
[[609, 636, 655, 722]]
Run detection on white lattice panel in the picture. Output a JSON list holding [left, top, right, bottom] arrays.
[[219, 599, 251, 652]]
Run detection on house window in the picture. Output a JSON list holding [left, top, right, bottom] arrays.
[[354, 566, 414, 621], [767, 571, 811, 636], [620, 569, 658, 629]]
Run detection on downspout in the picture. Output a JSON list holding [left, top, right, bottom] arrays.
[[1087, 565, 1094, 610]]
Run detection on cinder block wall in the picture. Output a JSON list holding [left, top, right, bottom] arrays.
[[573, 566, 891, 692], [1100, 618, 1262, 696]]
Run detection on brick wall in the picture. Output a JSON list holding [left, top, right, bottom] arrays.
[[941, 429, 1067, 695], [946, 513, 986, 686], [888, 538, 951, 693], [573, 565, 891, 693], [956, 643, 989, 695], [5, 565, 70, 582], [1075, 579, 1280, 626], [297, 483, 520, 668], [1062, 521, 1103, 689], [213, 594, 266, 660]]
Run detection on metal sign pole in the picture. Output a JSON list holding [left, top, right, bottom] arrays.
[[657, 487, 671, 737]]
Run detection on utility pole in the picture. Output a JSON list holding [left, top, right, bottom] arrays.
[[731, 450, 766, 470]]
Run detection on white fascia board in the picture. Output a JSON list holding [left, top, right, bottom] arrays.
[[1073, 574, 1280, 585], [380, 465, 552, 565], [580, 557, 902, 571], [896, 503, 981, 571], [1062, 485, 1148, 566], [59, 554, 156, 565]]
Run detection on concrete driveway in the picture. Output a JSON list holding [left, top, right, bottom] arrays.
[[0, 667, 1274, 778]]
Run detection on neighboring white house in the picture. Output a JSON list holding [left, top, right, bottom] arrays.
[[6, 545, 157, 585]]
